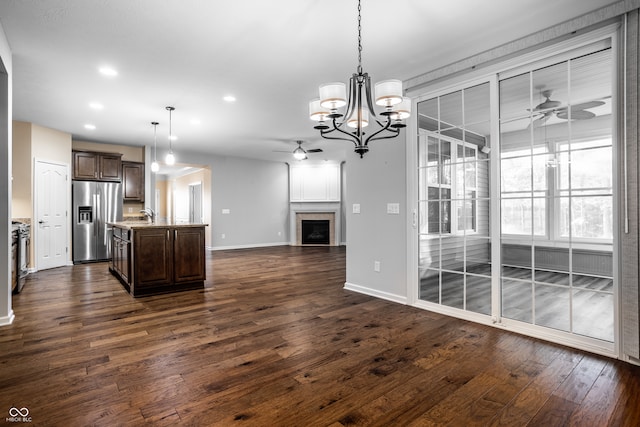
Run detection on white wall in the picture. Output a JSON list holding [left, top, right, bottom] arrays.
[[166, 150, 290, 249], [0, 22, 12, 325], [344, 137, 408, 304]]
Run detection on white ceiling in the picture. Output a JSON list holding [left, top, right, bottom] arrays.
[[0, 0, 620, 165]]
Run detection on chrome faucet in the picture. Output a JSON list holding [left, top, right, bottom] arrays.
[[140, 208, 155, 222]]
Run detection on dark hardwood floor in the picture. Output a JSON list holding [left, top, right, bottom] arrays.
[[1, 246, 639, 426]]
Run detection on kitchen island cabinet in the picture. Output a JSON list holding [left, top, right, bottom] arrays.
[[110, 222, 206, 297]]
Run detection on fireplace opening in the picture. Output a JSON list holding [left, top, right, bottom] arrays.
[[301, 220, 330, 245]]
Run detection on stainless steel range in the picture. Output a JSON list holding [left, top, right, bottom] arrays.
[[12, 221, 30, 293]]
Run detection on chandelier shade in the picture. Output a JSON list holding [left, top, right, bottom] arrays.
[[391, 97, 412, 120], [374, 79, 403, 107], [347, 108, 369, 128], [309, 99, 330, 122], [319, 83, 348, 110], [308, 0, 410, 158]]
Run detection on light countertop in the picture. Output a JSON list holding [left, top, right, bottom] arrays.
[[110, 221, 208, 230]]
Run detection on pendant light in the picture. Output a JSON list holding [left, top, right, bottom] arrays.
[[308, 0, 410, 158], [165, 106, 176, 166], [150, 121, 160, 173]]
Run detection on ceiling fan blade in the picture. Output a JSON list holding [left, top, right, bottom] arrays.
[[307, 148, 323, 153], [569, 100, 605, 111], [528, 111, 552, 128], [556, 109, 595, 120]]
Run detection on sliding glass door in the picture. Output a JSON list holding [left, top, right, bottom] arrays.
[[499, 47, 614, 342], [415, 40, 616, 351], [417, 83, 492, 316]]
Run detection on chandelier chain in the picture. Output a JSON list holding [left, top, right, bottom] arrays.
[[357, 0, 362, 74]]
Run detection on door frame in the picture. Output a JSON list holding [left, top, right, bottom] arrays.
[[188, 181, 203, 224], [33, 158, 71, 271]]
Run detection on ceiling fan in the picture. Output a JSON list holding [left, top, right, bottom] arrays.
[[273, 140, 323, 160], [531, 89, 605, 126]]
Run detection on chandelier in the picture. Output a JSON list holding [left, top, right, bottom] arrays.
[[308, 0, 411, 158]]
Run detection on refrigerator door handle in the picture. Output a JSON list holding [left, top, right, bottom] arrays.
[[93, 193, 98, 237]]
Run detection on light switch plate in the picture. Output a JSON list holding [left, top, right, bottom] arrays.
[[352, 203, 361, 214], [222, 209, 230, 214], [387, 203, 400, 214]]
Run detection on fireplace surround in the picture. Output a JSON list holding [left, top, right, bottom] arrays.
[[295, 212, 335, 246]]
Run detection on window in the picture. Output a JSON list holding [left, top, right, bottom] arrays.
[[425, 135, 478, 235], [500, 137, 612, 241], [556, 138, 613, 240]]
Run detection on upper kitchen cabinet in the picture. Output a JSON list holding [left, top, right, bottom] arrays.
[[73, 150, 122, 181], [122, 161, 145, 202]]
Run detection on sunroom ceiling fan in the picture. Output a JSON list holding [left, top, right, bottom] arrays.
[[531, 89, 605, 126], [273, 140, 323, 160]]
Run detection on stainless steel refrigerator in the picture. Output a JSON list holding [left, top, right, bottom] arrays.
[[72, 181, 123, 263]]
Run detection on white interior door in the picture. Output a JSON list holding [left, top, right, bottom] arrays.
[[35, 160, 68, 270]]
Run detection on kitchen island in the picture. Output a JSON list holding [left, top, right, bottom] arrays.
[[109, 221, 207, 297]]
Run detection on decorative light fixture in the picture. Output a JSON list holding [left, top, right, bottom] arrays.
[[309, 0, 410, 158], [150, 121, 160, 173], [165, 106, 176, 166], [293, 143, 308, 160]]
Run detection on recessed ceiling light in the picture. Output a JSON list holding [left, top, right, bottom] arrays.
[[89, 102, 104, 110], [99, 66, 118, 77], [84, 124, 96, 130], [223, 95, 236, 102]]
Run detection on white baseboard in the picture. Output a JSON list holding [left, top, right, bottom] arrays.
[[343, 282, 407, 305], [0, 311, 15, 326], [209, 242, 290, 251]]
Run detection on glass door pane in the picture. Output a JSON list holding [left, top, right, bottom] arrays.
[[418, 82, 492, 315], [498, 48, 614, 342]]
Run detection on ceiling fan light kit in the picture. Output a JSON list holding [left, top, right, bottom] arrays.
[[273, 140, 323, 160], [308, 0, 410, 158]]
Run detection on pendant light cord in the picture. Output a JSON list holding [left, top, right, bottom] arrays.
[[166, 106, 174, 153], [152, 122, 158, 162], [357, 0, 362, 74]]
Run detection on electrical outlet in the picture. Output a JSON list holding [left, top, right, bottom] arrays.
[[222, 209, 230, 214], [387, 203, 400, 214], [353, 203, 361, 214], [221, 233, 226, 239], [277, 231, 282, 236], [128, 207, 133, 213], [374, 261, 381, 272]]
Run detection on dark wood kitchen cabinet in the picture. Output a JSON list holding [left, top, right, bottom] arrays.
[[73, 151, 122, 181], [174, 227, 206, 284], [111, 227, 131, 284], [133, 227, 173, 290], [110, 223, 206, 297], [122, 161, 145, 201]]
